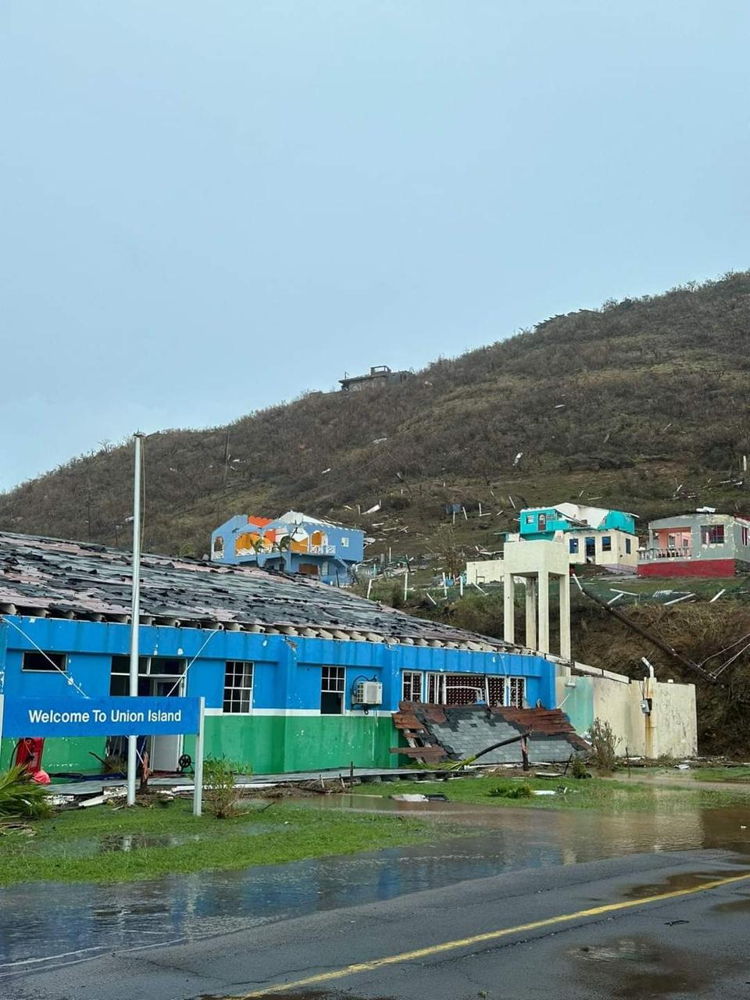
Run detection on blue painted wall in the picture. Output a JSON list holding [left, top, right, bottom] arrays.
[[0, 617, 556, 714], [211, 514, 364, 584]]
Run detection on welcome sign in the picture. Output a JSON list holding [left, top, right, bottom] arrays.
[[0, 696, 201, 738]]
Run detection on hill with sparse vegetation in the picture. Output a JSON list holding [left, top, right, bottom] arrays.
[[2, 270, 750, 560]]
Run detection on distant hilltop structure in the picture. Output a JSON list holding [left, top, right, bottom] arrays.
[[339, 364, 412, 392], [211, 511, 364, 585]]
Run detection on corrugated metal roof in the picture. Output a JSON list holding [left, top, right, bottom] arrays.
[[0, 531, 516, 650]]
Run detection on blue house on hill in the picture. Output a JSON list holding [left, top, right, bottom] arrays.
[[211, 511, 365, 585]]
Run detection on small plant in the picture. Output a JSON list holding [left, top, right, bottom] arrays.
[[489, 782, 532, 799], [0, 765, 52, 820], [202, 756, 249, 818], [588, 718, 619, 774], [570, 754, 590, 779]]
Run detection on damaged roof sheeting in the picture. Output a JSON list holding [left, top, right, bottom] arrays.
[[0, 531, 517, 650], [393, 702, 589, 764]]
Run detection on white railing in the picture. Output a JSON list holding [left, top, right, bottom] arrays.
[[639, 547, 692, 561]]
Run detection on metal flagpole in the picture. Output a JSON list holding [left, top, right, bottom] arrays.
[[127, 432, 144, 807]]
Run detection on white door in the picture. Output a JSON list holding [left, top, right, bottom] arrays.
[[149, 680, 182, 772]]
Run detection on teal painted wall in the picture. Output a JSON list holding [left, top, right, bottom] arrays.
[[558, 676, 594, 735]]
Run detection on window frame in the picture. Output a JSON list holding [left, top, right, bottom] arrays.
[[320, 666, 346, 715], [402, 670, 423, 702], [701, 524, 725, 546], [21, 651, 67, 673], [223, 660, 254, 715]]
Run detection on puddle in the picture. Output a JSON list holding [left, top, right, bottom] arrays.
[[623, 868, 750, 899], [712, 893, 750, 913], [2, 795, 750, 980], [570, 936, 712, 998]]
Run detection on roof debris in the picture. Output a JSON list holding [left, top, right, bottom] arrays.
[[0, 531, 516, 651]]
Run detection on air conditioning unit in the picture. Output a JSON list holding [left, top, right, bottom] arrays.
[[352, 680, 383, 706]]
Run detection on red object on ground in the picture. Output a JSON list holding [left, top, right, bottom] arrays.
[[638, 558, 736, 578], [13, 737, 45, 774]]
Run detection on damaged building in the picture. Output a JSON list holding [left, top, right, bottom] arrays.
[[0, 532, 697, 775]]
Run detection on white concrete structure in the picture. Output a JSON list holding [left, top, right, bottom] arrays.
[[500, 537, 571, 660]]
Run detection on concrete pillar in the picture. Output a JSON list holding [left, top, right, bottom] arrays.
[[558, 573, 571, 661], [525, 578, 537, 649], [503, 574, 515, 643], [537, 570, 550, 654]]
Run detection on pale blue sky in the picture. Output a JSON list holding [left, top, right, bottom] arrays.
[[2, 1, 749, 490]]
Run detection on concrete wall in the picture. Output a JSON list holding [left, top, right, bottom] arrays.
[[592, 678, 698, 758], [555, 668, 697, 758]]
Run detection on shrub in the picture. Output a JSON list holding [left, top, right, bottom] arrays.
[[202, 756, 250, 818], [0, 765, 52, 820], [570, 754, 590, 779], [588, 718, 619, 774], [489, 782, 532, 799]]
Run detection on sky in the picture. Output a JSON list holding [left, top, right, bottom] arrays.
[[1, 1, 749, 490]]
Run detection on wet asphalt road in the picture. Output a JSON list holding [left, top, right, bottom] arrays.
[[7, 849, 750, 1000]]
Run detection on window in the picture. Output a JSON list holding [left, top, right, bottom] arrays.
[[701, 525, 725, 545], [212, 534, 224, 557], [741, 526, 749, 547], [538, 513, 547, 531], [427, 673, 441, 703], [569, 538, 579, 554], [602, 536, 612, 552], [625, 538, 632, 554], [507, 677, 526, 708], [525, 514, 534, 525], [340, 536, 349, 548], [111, 656, 185, 676], [402, 670, 423, 702], [223, 661, 253, 714], [321, 666, 345, 714], [22, 651, 66, 673], [424, 674, 524, 708]]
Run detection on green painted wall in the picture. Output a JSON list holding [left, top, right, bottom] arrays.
[[0, 736, 106, 773], [184, 714, 396, 774], [2, 716, 398, 778]]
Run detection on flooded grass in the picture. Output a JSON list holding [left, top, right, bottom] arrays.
[[366, 774, 750, 811], [692, 766, 750, 783], [2, 774, 749, 888], [0, 800, 434, 887]]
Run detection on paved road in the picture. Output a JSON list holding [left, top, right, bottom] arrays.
[[7, 850, 750, 1000]]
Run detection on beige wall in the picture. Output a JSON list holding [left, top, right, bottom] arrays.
[[591, 676, 697, 758], [566, 528, 639, 569]]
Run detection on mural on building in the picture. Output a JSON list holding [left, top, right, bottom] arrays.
[[211, 511, 365, 585]]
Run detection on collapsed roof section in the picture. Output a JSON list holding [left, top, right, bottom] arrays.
[[392, 702, 589, 764], [0, 531, 516, 650]]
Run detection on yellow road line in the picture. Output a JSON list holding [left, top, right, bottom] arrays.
[[218, 871, 750, 999]]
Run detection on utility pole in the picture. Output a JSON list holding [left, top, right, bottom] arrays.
[[127, 432, 144, 806]]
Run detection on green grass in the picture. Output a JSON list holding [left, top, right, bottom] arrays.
[[691, 767, 750, 783], [371, 775, 750, 812], [0, 798, 434, 887]]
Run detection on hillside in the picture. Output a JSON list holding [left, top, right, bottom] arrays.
[[3, 271, 750, 558]]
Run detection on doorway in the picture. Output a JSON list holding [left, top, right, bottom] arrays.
[[149, 679, 182, 772], [108, 657, 185, 773]]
